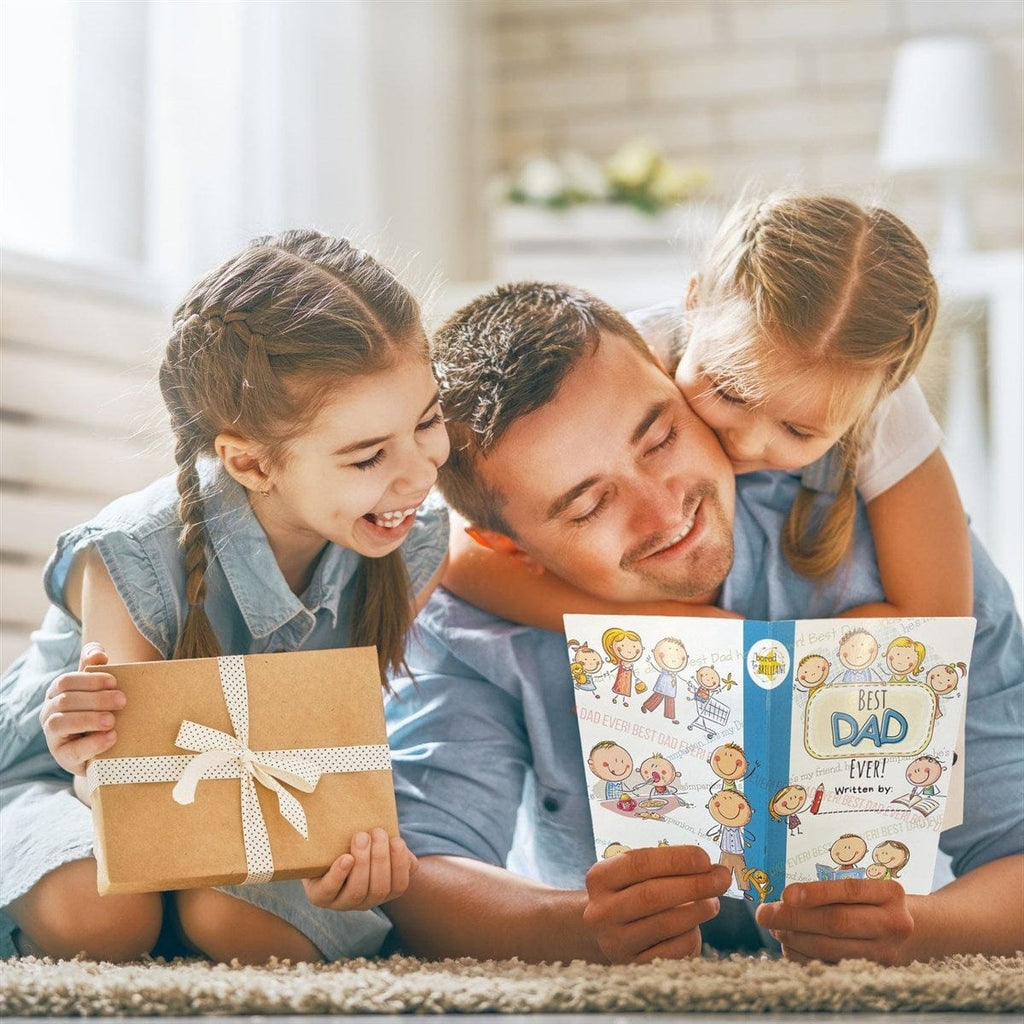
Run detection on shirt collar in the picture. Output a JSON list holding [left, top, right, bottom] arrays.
[[199, 461, 361, 639]]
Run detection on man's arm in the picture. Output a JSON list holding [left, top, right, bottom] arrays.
[[386, 846, 730, 964], [756, 854, 1023, 965]]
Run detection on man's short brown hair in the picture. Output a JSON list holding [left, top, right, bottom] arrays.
[[432, 281, 655, 536]]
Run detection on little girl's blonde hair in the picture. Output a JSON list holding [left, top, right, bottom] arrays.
[[601, 627, 642, 664], [689, 192, 938, 579]]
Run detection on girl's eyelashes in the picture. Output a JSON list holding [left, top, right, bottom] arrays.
[[353, 449, 386, 471], [784, 423, 814, 440], [417, 410, 444, 431]]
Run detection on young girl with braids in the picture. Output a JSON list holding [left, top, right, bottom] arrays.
[[0, 231, 450, 963], [444, 191, 972, 626]]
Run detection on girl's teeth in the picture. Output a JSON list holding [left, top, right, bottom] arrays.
[[371, 507, 416, 528]]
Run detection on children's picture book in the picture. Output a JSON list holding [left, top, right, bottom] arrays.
[[563, 615, 975, 903]]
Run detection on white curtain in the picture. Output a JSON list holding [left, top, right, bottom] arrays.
[[1, 0, 482, 301]]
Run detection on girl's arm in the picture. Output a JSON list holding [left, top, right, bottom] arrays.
[[845, 449, 973, 619], [443, 513, 739, 632]]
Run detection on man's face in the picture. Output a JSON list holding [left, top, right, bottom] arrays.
[[476, 332, 736, 604]]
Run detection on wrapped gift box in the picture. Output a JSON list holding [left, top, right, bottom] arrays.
[[86, 647, 397, 895]]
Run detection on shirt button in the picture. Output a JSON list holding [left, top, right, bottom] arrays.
[[542, 795, 559, 813]]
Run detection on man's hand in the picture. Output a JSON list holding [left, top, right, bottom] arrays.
[[583, 844, 730, 962], [755, 879, 914, 964], [39, 643, 125, 776], [303, 829, 418, 912]]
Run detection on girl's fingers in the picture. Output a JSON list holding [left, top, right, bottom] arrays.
[[44, 688, 126, 718], [43, 709, 118, 739], [45, 670, 119, 701], [79, 643, 109, 670], [302, 853, 355, 905], [364, 828, 395, 905], [337, 832, 372, 906], [52, 730, 117, 771]]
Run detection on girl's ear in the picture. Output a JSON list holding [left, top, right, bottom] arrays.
[[215, 433, 272, 494], [464, 525, 544, 575], [685, 273, 701, 311]]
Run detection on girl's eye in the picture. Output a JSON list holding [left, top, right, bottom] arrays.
[[417, 410, 444, 431], [353, 449, 385, 471], [784, 423, 814, 440], [712, 383, 744, 404], [571, 493, 609, 525], [646, 424, 678, 456]]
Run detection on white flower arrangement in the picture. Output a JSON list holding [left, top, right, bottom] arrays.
[[503, 139, 709, 214]]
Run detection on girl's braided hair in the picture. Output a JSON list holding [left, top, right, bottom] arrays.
[[158, 230, 425, 678]]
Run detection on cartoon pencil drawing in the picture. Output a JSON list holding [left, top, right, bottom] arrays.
[[641, 637, 687, 723], [602, 627, 643, 708], [884, 636, 926, 683], [926, 661, 966, 719], [568, 639, 604, 700], [833, 629, 881, 683]]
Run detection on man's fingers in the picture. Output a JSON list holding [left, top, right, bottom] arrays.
[[775, 930, 901, 965], [51, 730, 117, 770], [43, 709, 118, 739], [598, 866, 729, 925], [779, 879, 903, 908], [588, 844, 716, 893], [605, 897, 720, 961], [386, 836, 416, 897]]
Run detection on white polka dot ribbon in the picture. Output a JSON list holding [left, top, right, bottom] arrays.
[[85, 655, 391, 884]]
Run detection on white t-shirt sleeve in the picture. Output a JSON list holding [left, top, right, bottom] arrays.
[[627, 301, 686, 373], [856, 376, 943, 502]]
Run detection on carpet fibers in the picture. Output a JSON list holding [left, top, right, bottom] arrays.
[[1, 953, 1022, 1016]]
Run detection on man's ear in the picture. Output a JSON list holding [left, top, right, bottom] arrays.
[[685, 273, 701, 311], [215, 433, 272, 494], [464, 525, 544, 575]]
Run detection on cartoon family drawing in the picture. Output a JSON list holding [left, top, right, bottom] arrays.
[[865, 840, 910, 880], [708, 742, 757, 794], [828, 629, 933, 686], [834, 629, 880, 683], [883, 636, 926, 683], [567, 639, 604, 700], [686, 666, 732, 737], [768, 784, 810, 836], [926, 662, 967, 719], [587, 741, 634, 801], [706, 789, 756, 900], [817, 832, 911, 882], [640, 637, 687, 724], [890, 753, 950, 817], [602, 628, 644, 707], [587, 741, 688, 819], [795, 653, 830, 693]]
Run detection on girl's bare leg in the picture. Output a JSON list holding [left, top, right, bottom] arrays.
[[7, 858, 162, 960], [174, 888, 323, 964]]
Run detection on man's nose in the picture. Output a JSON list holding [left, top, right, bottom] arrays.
[[629, 475, 684, 533]]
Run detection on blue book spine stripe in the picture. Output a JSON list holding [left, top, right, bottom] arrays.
[[742, 619, 795, 900]]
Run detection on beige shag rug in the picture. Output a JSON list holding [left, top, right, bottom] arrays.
[[1, 952, 1022, 1016]]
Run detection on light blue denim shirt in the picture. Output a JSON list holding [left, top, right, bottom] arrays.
[[0, 460, 448, 959], [385, 471, 1024, 952]]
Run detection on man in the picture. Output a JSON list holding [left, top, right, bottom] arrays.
[[375, 282, 1023, 964]]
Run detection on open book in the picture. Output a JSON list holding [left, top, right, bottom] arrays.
[[564, 615, 975, 902]]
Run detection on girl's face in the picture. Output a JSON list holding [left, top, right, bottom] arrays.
[[252, 353, 449, 566], [613, 637, 642, 663], [675, 340, 873, 475], [887, 646, 918, 674]]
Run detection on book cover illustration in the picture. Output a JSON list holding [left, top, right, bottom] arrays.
[[564, 615, 975, 903]]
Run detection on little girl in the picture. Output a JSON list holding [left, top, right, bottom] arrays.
[[0, 231, 450, 963], [442, 192, 972, 626]]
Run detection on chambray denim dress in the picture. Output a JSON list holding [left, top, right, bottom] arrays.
[[0, 462, 448, 959]]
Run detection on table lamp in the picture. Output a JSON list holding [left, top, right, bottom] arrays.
[[877, 35, 1012, 253]]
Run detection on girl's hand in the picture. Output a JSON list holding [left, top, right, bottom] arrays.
[[755, 879, 914, 965], [39, 643, 125, 776], [303, 829, 419, 912]]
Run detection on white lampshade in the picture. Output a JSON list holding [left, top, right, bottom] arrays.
[[878, 35, 1010, 174]]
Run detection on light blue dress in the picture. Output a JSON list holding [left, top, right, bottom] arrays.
[[0, 462, 448, 960]]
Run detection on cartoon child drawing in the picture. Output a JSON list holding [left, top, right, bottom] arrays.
[[706, 789, 755, 900], [904, 754, 944, 799], [568, 639, 603, 700], [795, 653, 830, 694], [641, 636, 686, 723], [835, 629, 880, 683], [768, 783, 809, 836], [602, 841, 631, 859], [638, 753, 678, 801], [708, 742, 757, 794], [587, 740, 635, 801], [866, 840, 910, 880], [884, 636, 926, 683], [926, 662, 967, 719], [602, 627, 643, 707], [824, 833, 868, 879]]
